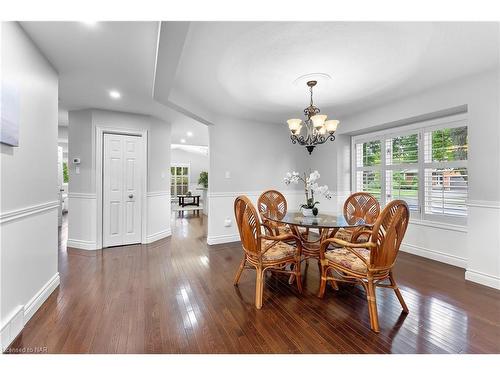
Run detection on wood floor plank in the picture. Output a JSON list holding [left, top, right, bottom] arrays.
[[6, 213, 500, 354]]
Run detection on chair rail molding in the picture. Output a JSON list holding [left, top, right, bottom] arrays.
[[147, 191, 171, 197], [208, 190, 305, 198], [0, 200, 59, 224], [68, 192, 97, 199], [466, 200, 500, 209]]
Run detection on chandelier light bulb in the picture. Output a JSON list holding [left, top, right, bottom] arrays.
[[292, 125, 302, 135]]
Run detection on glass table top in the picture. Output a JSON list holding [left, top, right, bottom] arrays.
[[262, 211, 371, 229]]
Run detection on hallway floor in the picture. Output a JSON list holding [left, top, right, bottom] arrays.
[[7, 214, 500, 353]]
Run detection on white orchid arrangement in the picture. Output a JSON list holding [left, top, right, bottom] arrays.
[[284, 170, 333, 211]]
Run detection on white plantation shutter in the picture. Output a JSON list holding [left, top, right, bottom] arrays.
[[424, 167, 468, 217], [352, 116, 468, 225], [422, 125, 468, 221], [384, 133, 419, 211]]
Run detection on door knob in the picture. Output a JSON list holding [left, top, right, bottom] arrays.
[[128, 194, 134, 199]]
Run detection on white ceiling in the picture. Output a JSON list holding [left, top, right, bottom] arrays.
[[20, 21, 499, 131], [21, 21, 159, 114], [169, 109, 209, 146], [172, 22, 499, 123], [21, 21, 209, 144]]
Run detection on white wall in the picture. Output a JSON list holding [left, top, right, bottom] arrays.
[[68, 109, 172, 249], [207, 116, 309, 244], [0, 22, 60, 350], [171, 147, 209, 192], [311, 69, 500, 288]]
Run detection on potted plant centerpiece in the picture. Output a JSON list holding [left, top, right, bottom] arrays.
[[283, 170, 332, 216]]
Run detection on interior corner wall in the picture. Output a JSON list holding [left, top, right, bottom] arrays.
[[67, 109, 172, 249], [1, 22, 59, 350], [207, 116, 309, 244], [311, 68, 500, 289]]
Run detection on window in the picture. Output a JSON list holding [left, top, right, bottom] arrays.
[[423, 126, 468, 218], [352, 116, 468, 225], [63, 161, 69, 183], [171, 164, 190, 196]]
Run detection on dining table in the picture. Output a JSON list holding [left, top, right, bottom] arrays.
[[261, 211, 372, 268]]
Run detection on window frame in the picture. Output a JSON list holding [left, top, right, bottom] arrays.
[[351, 113, 468, 226], [170, 163, 190, 197]]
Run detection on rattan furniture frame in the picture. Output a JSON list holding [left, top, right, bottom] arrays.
[[318, 200, 410, 332], [335, 192, 381, 243], [233, 195, 303, 309]]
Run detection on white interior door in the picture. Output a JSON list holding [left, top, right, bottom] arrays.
[[103, 133, 143, 248]]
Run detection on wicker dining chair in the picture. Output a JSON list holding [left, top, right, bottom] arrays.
[[334, 192, 380, 244], [233, 195, 303, 309], [257, 190, 290, 236], [318, 200, 410, 332]]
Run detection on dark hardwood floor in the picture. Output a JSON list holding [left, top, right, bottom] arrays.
[[7, 213, 500, 353]]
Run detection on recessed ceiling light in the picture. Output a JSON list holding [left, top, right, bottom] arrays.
[[187, 131, 193, 137], [82, 21, 98, 27], [180, 139, 186, 143], [109, 90, 121, 99]]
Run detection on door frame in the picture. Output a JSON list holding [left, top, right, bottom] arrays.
[[95, 126, 148, 249]]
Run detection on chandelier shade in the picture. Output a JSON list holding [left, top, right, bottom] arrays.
[[287, 118, 302, 133], [325, 120, 339, 132], [286, 80, 339, 154], [311, 114, 327, 129]]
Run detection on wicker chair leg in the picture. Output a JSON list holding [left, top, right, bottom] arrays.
[[389, 271, 409, 313], [318, 266, 327, 298], [233, 257, 246, 286], [366, 277, 380, 333], [288, 263, 295, 284], [295, 260, 303, 294], [255, 268, 264, 309]]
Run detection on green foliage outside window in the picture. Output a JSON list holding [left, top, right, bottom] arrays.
[[362, 141, 381, 166], [432, 126, 468, 162], [63, 161, 69, 183]]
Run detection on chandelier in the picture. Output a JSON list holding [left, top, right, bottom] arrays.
[[287, 80, 339, 154]]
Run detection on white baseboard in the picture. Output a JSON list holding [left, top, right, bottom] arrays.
[[1, 272, 60, 352], [207, 234, 240, 245], [67, 239, 98, 250], [24, 273, 60, 322], [465, 269, 500, 290], [145, 228, 172, 244], [1, 305, 24, 352], [400, 243, 467, 268]]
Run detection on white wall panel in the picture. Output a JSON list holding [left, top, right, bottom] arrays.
[[0, 22, 59, 349]]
